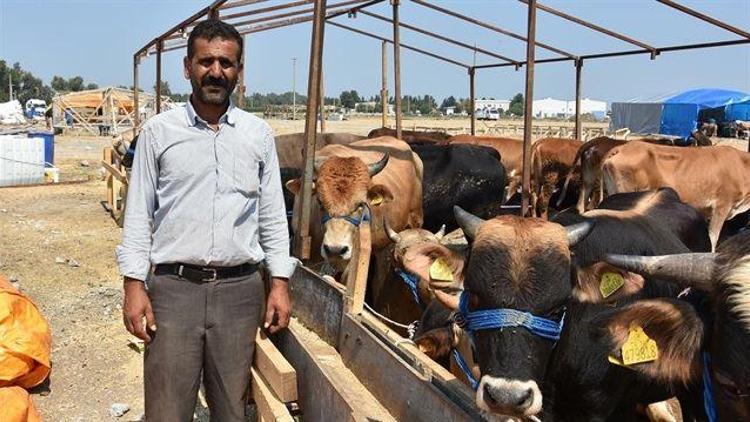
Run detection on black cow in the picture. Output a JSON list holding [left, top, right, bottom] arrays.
[[603, 230, 750, 421], [412, 144, 506, 232], [450, 206, 691, 420]]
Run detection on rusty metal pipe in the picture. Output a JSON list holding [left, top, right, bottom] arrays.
[[392, 0, 402, 139], [156, 41, 163, 114], [469, 67, 476, 136], [574, 59, 582, 140], [656, 0, 750, 40], [521, 0, 537, 217]]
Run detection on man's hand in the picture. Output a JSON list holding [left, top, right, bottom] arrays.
[[123, 277, 156, 343], [264, 278, 291, 334]]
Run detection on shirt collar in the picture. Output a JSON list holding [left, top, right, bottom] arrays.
[[185, 96, 237, 127]]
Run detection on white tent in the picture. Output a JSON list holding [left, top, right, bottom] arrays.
[[0, 100, 26, 125]]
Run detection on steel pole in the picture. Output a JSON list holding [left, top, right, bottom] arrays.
[[320, 69, 326, 132], [237, 36, 246, 108], [469, 67, 476, 136], [575, 59, 582, 140], [521, 0, 537, 217], [156, 41, 163, 114], [391, 0, 402, 139], [296, 0, 327, 259], [133, 55, 140, 129], [381, 40, 388, 128], [292, 57, 297, 120]]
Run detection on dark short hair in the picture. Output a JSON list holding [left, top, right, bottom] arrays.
[[187, 19, 243, 62]]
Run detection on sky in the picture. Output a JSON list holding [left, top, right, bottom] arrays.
[[1, 0, 749, 104]]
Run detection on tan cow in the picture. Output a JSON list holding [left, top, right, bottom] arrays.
[[367, 127, 451, 144], [602, 141, 750, 249], [530, 137, 583, 218], [449, 134, 524, 203], [275, 132, 365, 170], [286, 137, 423, 284]]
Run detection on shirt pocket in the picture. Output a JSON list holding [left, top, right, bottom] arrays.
[[232, 158, 261, 198]]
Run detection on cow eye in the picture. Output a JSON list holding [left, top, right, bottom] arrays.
[[714, 371, 744, 398]]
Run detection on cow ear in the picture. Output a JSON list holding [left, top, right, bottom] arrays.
[[414, 327, 454, 360], [573, 262, 645, 303], [601, 298, 704, 385], [367, 184, 394, 206], [433, 289, 460, 311], [285, 178, 302, 194]]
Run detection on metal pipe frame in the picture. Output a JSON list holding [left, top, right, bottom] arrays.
[[410, 0, 576, 60], [469, 67, 475, 136], [381, 40, 388, 128], [574, 59, 582, 140], [133, 56, 140, 128], [656, 0, 750, 40], [392, 0, 402, 139], [220, 0, 274, 10], [519, 0, 658, 55], [296, 0, 327, 259], [156, 40, 163, 114], [220, 0, 312, 21], [358, 9, 519, 64], [521, 0, 536, 218]]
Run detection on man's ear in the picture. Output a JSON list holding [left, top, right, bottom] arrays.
[[183, 56, 191, 80], [574, 262, 645, 303], [367, 184, 394, 206], [600, 298, 704, 385]]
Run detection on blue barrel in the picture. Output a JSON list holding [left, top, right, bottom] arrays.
[[27, 132, 55, 167]]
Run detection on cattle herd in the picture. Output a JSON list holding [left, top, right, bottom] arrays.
[[277, 127, 750, 421]]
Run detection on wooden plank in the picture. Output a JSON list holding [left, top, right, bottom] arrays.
[[276, 319, 396, 422], [251, 367, 295, 422], [254, 330, 297, 403], [338, 314, 480, 421], [344, 216, 371, 315], [288, 266, 344, 347], [101, 161, 127, 184]]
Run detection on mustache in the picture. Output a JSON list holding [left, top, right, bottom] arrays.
[[201, 75, 228, 89]]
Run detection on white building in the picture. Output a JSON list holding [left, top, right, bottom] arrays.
[[474, 99, 510, 113], [533, 97, 607, 119]]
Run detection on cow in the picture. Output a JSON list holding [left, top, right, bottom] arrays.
[[449, 134, 524, 204], [285, 136, 423, 311], [602, 229, 750, 421], [448, 206, 700, 420], [275, 132, 365, 170], [529, 137, 583, 218], [602, 141, 750, 249], [410, 143, 507, 232], [367, 127, 451, 144]]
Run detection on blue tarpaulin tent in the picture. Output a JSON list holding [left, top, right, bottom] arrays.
[[659, 88, 750, 138]]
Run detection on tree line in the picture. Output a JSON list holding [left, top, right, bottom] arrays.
[[1, 61, 100, 106]]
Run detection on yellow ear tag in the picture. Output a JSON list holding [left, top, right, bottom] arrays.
[[599, 272, 625, 298], [621, 326, 659, 366], [607, 354, 627, 367], [429, 257, 454, 282], [370, 193, 384, 206]]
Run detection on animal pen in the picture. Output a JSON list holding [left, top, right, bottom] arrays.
[[128, 1, 750, 420]]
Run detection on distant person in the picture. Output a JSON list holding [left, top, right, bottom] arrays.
[[45, 107, 52, 130], [64, 108, 73, 128], [116, 19, 295, 421], [699, 118, 717, 137]]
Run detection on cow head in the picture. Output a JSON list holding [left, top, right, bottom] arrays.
[[452, 206, 592, 418], [603, 230, 750, 421], [286, 152, 390, 270], [385, 221, 465, 305]]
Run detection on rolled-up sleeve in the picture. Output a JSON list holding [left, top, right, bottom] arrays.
[[115, 126, 158, 281], [258, 127, 298, 279]]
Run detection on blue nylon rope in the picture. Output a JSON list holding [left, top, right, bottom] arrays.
[[452, 349, 479, 391], [396, 270, 423, 307], [321, 210, 370, 226], [458, 291, 564, 341], [703, 352, 717, 422]]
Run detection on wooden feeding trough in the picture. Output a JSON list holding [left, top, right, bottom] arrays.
[[266, 217, 482, 421]]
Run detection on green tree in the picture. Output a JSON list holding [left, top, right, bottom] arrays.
[[51, 76, 68, 92], [85, 82, 99, 90], [0, 61, 53, 105], [67, 76, 84, 92], [154, 80, 172, 97], [508, 93, 524, 116], [440, 95, 457, 110], [339, 90, 361, 109]]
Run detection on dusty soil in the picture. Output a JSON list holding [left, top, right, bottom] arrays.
[[0, 117, 746, 421]]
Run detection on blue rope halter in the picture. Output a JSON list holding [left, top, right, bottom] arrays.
[[452, 348, 480, 390], [457, 291, 565, 342], [702, 351, 717, 422], [321, 210, 370, 226], [396, 270, 423, 307]]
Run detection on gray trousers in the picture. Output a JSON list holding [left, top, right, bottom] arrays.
[[144, 271, 265, 422]]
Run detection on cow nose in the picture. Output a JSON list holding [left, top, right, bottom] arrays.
[[324, 244, 349, 256], [483, 384, 535, 412], [515, 388, 534, 409]]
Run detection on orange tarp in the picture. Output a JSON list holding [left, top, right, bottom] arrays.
[[0, 274, 51, 421]]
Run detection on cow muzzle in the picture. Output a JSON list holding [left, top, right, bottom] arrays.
[[476, 376, 543, 418]]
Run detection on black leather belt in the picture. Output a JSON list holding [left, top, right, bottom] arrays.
[[154, 262, 259, 283]]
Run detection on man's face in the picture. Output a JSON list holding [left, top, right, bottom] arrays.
[[184, 37, 241, 105]]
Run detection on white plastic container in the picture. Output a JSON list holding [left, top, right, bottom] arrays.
[[0, 135, 45, 187]]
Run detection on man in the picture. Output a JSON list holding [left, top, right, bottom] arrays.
[[116, 19, 296, 421]]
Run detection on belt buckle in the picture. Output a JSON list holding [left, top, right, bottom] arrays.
[[202, 268, 218, 282]]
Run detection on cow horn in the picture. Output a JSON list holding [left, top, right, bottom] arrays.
[[604, 253, 716, 289], [367, 152, 390, 176], [454, 206, 484, 240], [384, 218, 401, 243], [565, 220, 594, 246], [435, 224, 446, 240]]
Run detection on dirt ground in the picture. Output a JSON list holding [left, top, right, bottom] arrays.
[[0, 117, 746, 421]]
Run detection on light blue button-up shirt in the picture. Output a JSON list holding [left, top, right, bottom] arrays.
[[116, 100, 296, 281]]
